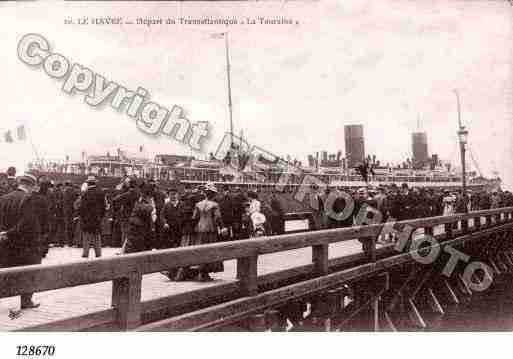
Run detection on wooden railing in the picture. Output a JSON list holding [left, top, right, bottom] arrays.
[[1, 207, 513, 331]]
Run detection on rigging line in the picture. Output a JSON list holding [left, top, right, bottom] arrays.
[[467, 143, 483, 177], [447, 135, 459, 165]]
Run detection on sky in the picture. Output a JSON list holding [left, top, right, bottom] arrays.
[[1, 0, 512, 187]]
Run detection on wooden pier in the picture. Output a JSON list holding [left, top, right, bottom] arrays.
[[0, 207, 512, 331]]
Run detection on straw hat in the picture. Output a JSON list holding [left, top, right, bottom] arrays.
[[204, 182, 218, 193], [16, 173, 37, 186]]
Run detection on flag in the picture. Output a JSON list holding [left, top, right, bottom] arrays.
[[16, 125, 26, 141]]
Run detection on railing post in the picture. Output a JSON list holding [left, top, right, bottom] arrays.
[[495, 212, 502, 224], [237, 256, 258, 296], [486, 215, 492, 227], [112, 272, 142, 330], [461, 218, 469, 234], [312, 244, 329, 275], [361, 237, 376, 262], [473, 216, 481, 232], [444, 222, 453, 240]]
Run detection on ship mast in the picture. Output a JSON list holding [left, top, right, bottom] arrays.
[[224, 32, 234, 148]]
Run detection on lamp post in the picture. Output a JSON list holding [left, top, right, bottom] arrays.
[[454, 89, 469, 212]]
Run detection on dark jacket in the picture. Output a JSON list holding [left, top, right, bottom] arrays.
[[53, 188, 64, 218], [125, 198, 154, 253], [161, 200, 183, 231], [32, 191, 50, 236], [63, 185, 78, 217], [179, 192, 202, 235], [113, 188, 139, 222], [79, 186, 106, 234], [217, 193, 235, 226], [0, 189, 41, 267], [269, 196, 285, 234], [231, 192, 247, 223], [151, 190, 166, 217], [160, 200, 183, 247]]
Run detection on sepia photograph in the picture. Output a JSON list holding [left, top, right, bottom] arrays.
[[0, 0, 513, 351]]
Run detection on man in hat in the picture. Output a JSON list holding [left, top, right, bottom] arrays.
[[112, 177, 140, 253], [307, 183, 325, 231], [400, 183, 415, 220], [268, 191, 285, 235], [160, 188, 183, 250], [32, 176, 52, 258], [230, 186, 247, 241], [78, 175, 106, 258], [6, 166, 18, 194], [62, 180, 78, 246], [146, 179, 166, 249], [52, 182, 65, 247], [217, 185, 235, 240], [0, 173, 42, 309]]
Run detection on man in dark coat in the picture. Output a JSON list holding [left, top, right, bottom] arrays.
[[160, 188, 183, 249], [112, 178, 140, 253], [79, 176, 106, 258], [52, 183, 65, 247], [0, 173, 9, 196], [62, 181, 78, 246], [0, 173, 42, 309], [230, 187, 247, 240], [124, 182, 154, 254], [147, 179, 166, 250], [269, 192, 285, 235], [217, 185, 235, 240], [32, 176, 52, 258], [160, 188, 183, 280]]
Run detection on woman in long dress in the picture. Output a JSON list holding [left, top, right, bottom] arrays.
[[191, 183, 226, 282], [124, 183, 155, 254]]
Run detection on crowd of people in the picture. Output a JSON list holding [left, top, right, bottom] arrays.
[[0, 167, 287, 310], [0, 165, 512, 311], [307, 183, 513, 232]]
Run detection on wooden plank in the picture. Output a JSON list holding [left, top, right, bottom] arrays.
[[1, 210, 512, 299], [426, 288, 444, 314], [136, 262, 390, 331], [19, 309, 116, 332], [373, 296, 380, 331], [443, 280, 460, 304], [112, 273, 142, 330], [407, 297, 426, 328], [312, 244, 329, 275], [237, 256, 258, 296], [383, 311, 397, 331], [138, 221, 512, 331], [12, 221, 504, 332]]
